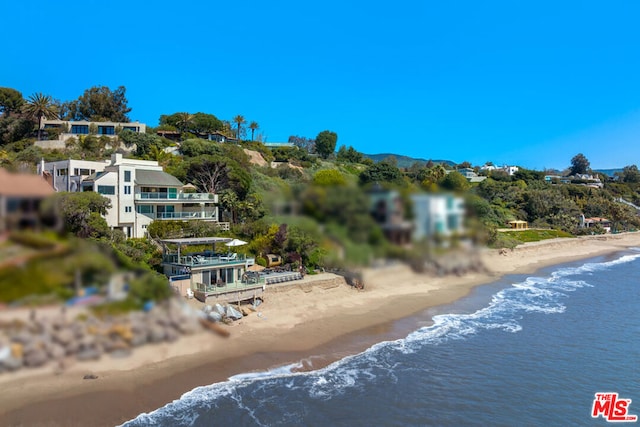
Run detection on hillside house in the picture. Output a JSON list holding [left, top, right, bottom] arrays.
[[39, 154, 220, 238]]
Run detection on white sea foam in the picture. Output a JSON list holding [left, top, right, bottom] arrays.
[[122, 251, 640, 426]]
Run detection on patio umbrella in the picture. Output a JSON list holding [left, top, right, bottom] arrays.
[[247, 264, 265, 272], [225, 238, 248, 247]]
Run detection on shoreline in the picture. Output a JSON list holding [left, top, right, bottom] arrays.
[[1, 233, 639, 426]]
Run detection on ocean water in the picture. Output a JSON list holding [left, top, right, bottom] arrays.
[[124, 251, 640, 427]]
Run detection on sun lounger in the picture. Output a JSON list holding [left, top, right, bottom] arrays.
[[219, 253, 237, 261]]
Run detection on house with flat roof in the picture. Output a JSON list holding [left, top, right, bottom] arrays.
[[160, 237, 261, 303], [39, 154, 220, 238], [38, 159, 110, 192], [368, 187, 413, 245], [0, 168, 54, 233], [36, 119, 146, 149], [411, 193, 465, 240]]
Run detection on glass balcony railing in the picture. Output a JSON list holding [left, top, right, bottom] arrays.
[[155, 211, 217, 219], [135, 192, 216, 201]]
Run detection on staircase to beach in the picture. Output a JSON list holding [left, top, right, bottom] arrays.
[[617, 197, 640, 211]]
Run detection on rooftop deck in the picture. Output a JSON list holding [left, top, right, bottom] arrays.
[[163, 253, 255, 268]]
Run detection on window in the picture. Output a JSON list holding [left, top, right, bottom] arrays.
[[73, 168, 92, 176], [125, 206, 132, 213], [97, 185, 115, 195], [124, 185, 131, 195], [136, 205, 154, 214], [123, 126, 139, 132], [98, 126, 115, 135], [124, 171, 131, 182], [71, 125, 89, 134], [56, 169, 68, 176]]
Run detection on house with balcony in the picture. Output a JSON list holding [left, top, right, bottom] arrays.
[[159, 237, 261, 303], [39, 154, 220, 238], [38, 159, 111, 192]]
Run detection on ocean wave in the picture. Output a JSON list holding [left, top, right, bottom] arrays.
[[122, 251, 640, 426]]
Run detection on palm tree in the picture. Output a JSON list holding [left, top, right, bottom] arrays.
[[248, 121, 259, 141], [148, 145, 171, 166], [176, 112, 194, 137], [233, 115, 246, 140], [23, 93, 58, 140]]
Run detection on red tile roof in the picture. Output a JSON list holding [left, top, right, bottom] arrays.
[[0, 168, 55, 197]]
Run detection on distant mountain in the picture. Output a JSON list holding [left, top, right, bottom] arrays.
[[594, 168, 623, 177], [364, 153, 456, 168]]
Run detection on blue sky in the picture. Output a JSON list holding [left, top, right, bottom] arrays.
[[3, 1, 639, 170]]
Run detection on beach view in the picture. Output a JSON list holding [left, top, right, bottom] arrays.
[[1, 1, 640, 426]]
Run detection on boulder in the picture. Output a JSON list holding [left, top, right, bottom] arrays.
[[76, 348, 102, 361], [109, 324, 133, 342], [47, 343, 66, 360], [165, 328, 179, 343], [207, 312, 222, 322], [1, 356, 23, 371], [10, 331, 33, 345], [10, 343, 23, 359], [130, 332, 148, 347], [147, 325, 166, 343], [64, 339, 80, 356], [213, 304, 226, 315], [110, 348, 133, 359], [53, 329, 74, 346], [225, 306, 243, 321], [0, 344, 10, 362], [24, 348, 48, 367]]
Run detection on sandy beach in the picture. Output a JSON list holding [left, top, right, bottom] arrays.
[[1, 233, 639, 426]]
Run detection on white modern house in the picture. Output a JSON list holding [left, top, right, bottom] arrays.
[[480, 164, 519, 176], [411, 193, 465, 240], [40, 119, 146, 139], [39, 154, 219, 238], [38, 159, 111, 192]]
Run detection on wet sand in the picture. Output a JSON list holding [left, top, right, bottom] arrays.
[[1, 233, 638, 426]]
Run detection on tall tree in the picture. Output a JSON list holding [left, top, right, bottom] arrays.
[[23, 93, 58, 140], [233, 115, 246, 140], [288, 135, 315, 152], [569, 153, 590, 175], [0, 87, 24, 117], [175, 112, 194, 135], [249, 121, 259, 141], [314, 130, 338, 159], [62, 85, 131, 122]]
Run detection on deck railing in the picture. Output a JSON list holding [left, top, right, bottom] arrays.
[[135, 192, 217, 201], [163, 253, 254, 267]]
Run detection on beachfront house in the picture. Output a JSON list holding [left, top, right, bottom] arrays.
[[368, 187, 413, 245], [582, 217, 612, 233], [410, 193, 465, 241], [39, 154, 221, 238], [0, 168, 55, 233], [160, 237, 263, 303]]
